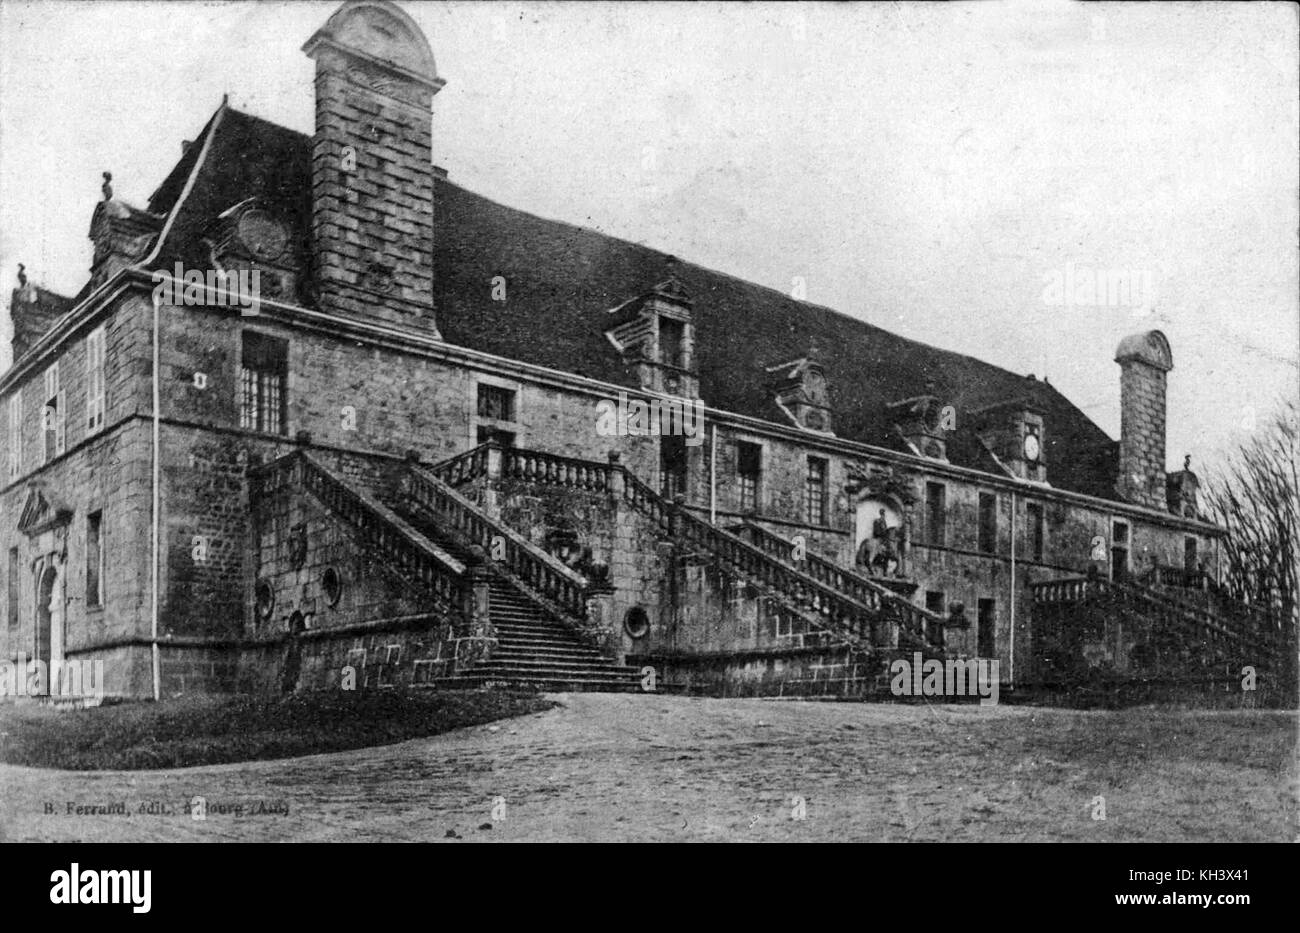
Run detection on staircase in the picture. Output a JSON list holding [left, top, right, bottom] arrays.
[[438, 579, 645, 692], [1030, 574, 1293, 681], [253, 449, 648, 692], [727, 518, 945, 654], [449, 444, 948, 661]]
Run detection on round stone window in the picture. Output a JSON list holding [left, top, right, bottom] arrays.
[[255, 579, 275, 622], [322, 566, 343, 608], [623, 606, 650, 639]]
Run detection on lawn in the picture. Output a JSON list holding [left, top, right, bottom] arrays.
[[0, 688, 554, 771]]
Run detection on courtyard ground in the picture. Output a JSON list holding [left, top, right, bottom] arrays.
[[0, 693, 1294, 842]]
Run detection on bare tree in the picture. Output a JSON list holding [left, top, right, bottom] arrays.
[[1202, 397, 1299, 637]]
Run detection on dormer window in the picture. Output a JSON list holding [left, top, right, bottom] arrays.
[[969, 397, 1048, 483], [604, 275, 698, 398], [887, 390, 948, 460], [766, 352, 834, 435], [660, 317, 686, 369]]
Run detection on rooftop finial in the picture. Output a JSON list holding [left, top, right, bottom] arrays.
[[101, 172, 113, 201], [1184, 453, 1191, 472], [17, 263, 27, 288]]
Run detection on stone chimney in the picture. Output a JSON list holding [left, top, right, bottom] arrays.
[[9, 266, 74, 361], [1115, 330, 1173, 509], [303, 0, 444, 333]]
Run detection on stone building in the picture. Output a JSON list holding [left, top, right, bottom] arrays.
[[1, 1, 1284, 701]]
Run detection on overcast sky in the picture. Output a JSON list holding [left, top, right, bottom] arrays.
[[1, 0, 1295, 471]]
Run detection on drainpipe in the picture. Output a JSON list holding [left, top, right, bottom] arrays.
[[132, 98, 226, 703], [151, 292, 161, 702], [1009, 490, 1016, 687], [709, 424, 717, 525]]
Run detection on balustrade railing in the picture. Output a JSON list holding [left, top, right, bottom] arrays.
[[502, 447, 612, 492], [403, 464, 590, 624], [618, 470, 899, 647], [254, 453, 462, 611], [428, 442, 491, 486], [731, 520, 942, 649], [1030, 574, 1284, 666]]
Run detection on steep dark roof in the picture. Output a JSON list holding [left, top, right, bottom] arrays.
[[151, 107, 313, 283], [145, 107, 1120, 499]]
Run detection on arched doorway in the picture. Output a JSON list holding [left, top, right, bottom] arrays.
[[36, 564, 57, 669]]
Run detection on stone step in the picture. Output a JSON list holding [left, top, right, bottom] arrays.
[[492, 641, 605, 658], [490, 611, 558, 623], [481, 653, 631, 669], [473, 670, 644, 680], [438, 674, 647, 693], [490, 624, 589, 639]]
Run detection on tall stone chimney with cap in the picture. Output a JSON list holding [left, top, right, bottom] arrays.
[[1115, 330, 1173, 509], [303, 0, 444, 333]]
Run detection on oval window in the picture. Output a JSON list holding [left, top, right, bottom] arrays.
[[255, 580, 275, 622], [323, 567, 343, 607], [623, 606, 650, 639]]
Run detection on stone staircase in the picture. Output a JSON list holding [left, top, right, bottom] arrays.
[[260, 448, 647, 692], [437, 443, 950, 662], [438, 579, 645, 692], [1031, 574, 1294, 683]]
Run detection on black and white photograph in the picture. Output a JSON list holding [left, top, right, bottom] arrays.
[[0, 0, 1295, 880]]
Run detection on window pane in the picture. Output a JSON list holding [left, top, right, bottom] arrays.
[[241, 332, 288, 435], [737, 442, 761, 512], [978, 493, 997, 554], [87, 512, 103, 606], [477, 385, 516, 422], [8, 391, 22, 478], [926, 482, 946, 546], [1027, 503, 1044, 562], [805, 457, 827, 525], [6, 547, 18, 628], [660, 318, 686, 369]]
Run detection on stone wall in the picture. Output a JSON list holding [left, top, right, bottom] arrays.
[[639, 644, 885, 699], [237, 462, 463, 694]]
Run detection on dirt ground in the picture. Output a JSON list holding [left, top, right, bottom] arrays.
[[1, 694, 1295, 842]]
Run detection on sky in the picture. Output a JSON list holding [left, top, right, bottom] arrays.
[[0, 0, 1296, 472]]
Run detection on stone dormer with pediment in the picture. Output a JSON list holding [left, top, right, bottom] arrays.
[[604, 275, 698, 398], [969, 396, 1048, 483], [88, 173, 163, 290], [204, 197, 302, 303], [887, 384, 951, 461], [764, 346, 834, 435]]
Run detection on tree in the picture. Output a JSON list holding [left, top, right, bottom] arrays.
[[1202, 397, 1299, 637]]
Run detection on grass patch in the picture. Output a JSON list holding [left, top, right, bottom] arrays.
[[0, 688, 555, 771]]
